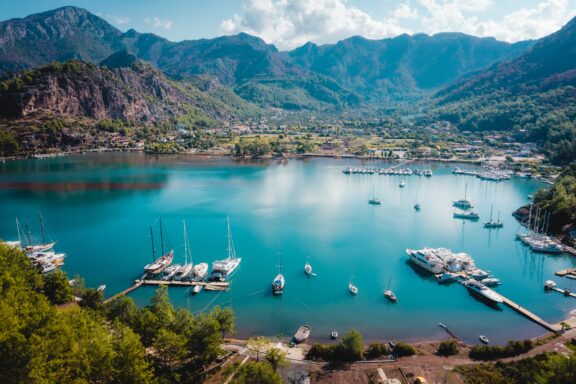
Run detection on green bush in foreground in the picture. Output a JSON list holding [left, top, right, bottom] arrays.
[[469, 340, 533, 361], [365, 342, 391, 360], [231, 361, 282, 384], [306, 329, 364, 362], [392, 342, 416, 357], [436, 340, 460, 357]]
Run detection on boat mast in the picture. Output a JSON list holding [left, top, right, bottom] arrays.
[[464, 182, 468, 200], [159, 218, 164, 256], [277, 239, 282, 275], [489, 205, 494, 222], [15, 217, 21, 245], [150, 226, 156, 261], [25, 222, 31, 246], [227, 216, 232, 260], [39, 212, 45, 244], [183, 220, 188, 265]]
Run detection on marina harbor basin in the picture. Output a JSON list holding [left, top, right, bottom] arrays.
[[1, 153, 575, 344]]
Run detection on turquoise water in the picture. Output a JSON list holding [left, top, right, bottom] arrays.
[[1, 153, 575, 344]]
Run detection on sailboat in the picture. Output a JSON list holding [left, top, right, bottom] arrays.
[[484, 205, 504, 228], [414, 192, 421, 211], [272, 240, 285, 295], [384, 276, 397, 302], [304, 251, 313, 275], [453, 182, 473, 209], [144, 218, 174, 275], [399, 180, 406, 188], [209, 216, 242, 282], [368, 185, 381, 205], [174, 220, 194, 281], [23, 213, 57, 255], [3, 218, 23, 249], [348, 275, 358, 295]]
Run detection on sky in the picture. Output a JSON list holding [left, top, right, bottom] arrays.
[[0, 0, 575, 50]]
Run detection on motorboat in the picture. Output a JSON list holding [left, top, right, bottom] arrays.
[[479, 335, 489, 344], [330, 330, 339, 339], [193, 263, 209, 279], [414, 203, 421, 211], [468, 269, 490, 279], [481, 277, 501, 286], [406, 248, 444, 274], [464, 279, 504, 304], [192, 284, 203, 294], [293, 325, 311, 344], [161, 264, 181, 281], [399, 180, 406, 188], [437, 272, 458, 284], [544, 280, 557, 290], [97, 284, 106, 292]]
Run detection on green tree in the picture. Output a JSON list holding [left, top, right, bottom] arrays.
[[189, 313, 222, 365], [265, 348, 287, 371], [248, 336, 269, 362], [152, 328, 187, 370], [335, 329, 364, 362], [211, 305, 235, 338], [107, 296, 139, 326], [150, 285, 175, 325], [42, 269, 73, 304], [80, 288, 104, 311], [436, 340, 460, 357], [111, 322, 154, 384], [231, 361, 282, 384]]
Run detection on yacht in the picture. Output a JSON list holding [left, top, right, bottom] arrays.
[[272, 240, 285, 295], [368, 185, 381, 205], [292, 325, 311, 344], [484, 206, 503, 228], [463, 279, 503, 304], [22, 214, 57, 255], [173, 220, 194, 281], [37, 261, 56, 274], [384, 276, 397, 302], [97, 284, 106, 292], [348, 276, 358, 295], [468, 268, 490, 279], [437, 272, 458, 284], [192, 284, 203, 294], [414, 203, 421, 211], [193, 263, 209, 279], [453, 210, 480, 220], [453, 183, 473, 209], [530, 240, 563, 254], [144, 219, 174, 276], [406, 248, 444, 274], [161, 264, 181, 281], [544, 280, 557, 290], [209, 217, 242, 282], [30, 251, 65, 266], [399, 180, 406, 188], [479, 335, 489, 344], [481, 277, 501, 287]]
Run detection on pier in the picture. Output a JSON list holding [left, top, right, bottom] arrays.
[[555, 268, 576, 278], [103, 279, 230, 303], [549, 287, 576, 299], [501, 296, 560, 333]]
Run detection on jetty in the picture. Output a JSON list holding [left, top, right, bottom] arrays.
[[103, 279, 230, 303], [555, 268, 576, 278], [501, 296, 560, 333], [549, 287, 576, 299]]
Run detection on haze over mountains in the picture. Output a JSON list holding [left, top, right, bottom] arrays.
[[0, 6, 536, 109]]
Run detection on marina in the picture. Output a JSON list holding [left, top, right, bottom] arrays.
[[1, 153, 575, 344]]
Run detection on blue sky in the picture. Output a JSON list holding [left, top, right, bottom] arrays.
[[1, 1, 575, 49]]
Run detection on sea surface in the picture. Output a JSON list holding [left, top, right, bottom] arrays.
[[1, 153, 575, 344]]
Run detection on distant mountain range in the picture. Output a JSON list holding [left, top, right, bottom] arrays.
[[0, 6, 534, 109]]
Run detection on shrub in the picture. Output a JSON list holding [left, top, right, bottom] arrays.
[[469, 340, 533, 361], [365, 343, 390, 360], [393, 342, 416, 357], [306, 329, 364, 362], [437, 340, 460, 357]]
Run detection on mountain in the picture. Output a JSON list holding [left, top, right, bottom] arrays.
[[0, 6, 535, 109], [287, 33, 532, 100], [0, 55, 254, 123], [434, 16, 576, 164]]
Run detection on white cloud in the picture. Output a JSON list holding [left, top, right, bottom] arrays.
[[105, 14, 130, 26], [144, 17, 173, 30], [221, 0, 576, 48], [393, 3, 419, 20], [417, 0, 576, 41], [220, 0, 409, 50]]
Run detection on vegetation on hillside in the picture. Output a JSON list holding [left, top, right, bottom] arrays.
[[0, 244, 234, 383]]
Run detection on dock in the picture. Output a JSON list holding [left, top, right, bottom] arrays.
[[103, 279, 230, 303], [501, 296, 560, 333], [550, 287, 576, 299], [555, 268, 576, 277]]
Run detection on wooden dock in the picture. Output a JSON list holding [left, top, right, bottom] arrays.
[[550, 287, 576, 299], [555, 268, 576, 277], [103, 279, 229, 303], [501, 297, 560, 333]]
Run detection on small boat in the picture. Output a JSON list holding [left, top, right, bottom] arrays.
[[481, 277, 501, 286], [453, 210, 480, 220], [272, 240, 285, 295], [544, 280, 557, 290], [304, 252, 313, 275], [330, 330, 339, 339], [479, 335, 489, 344], [468, 269, 490, 279], [192, 284, 203, 294], [193, 263, 209, 279], [368, 185, 381, 205], [437, 272, 458, 284], [438, 322, 447, 329], [293, 325, 311, 344], [348, 276, 358, 295], [38, 261, 56, 274], [384, 276, 397, 302], [484, 206, 504, 228], [399, 180, 406, 188], [414, 203, 421, 211], [97, 284, 106, 292], [453, 183, 473, 209]]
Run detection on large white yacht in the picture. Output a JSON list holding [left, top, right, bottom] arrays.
[[463, 279, 503, 304], [406, 248, 444, 274]]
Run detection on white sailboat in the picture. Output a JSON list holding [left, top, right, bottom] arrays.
[[304, 251, 313, 275], [144, 218, 174, 275], [23, 214, 57, 255], [384, 276, 397, 302], [209, 216, 242, 281], [484, 205, 503, 228], [348, 275, 358, 295], [368, 185, 381, 205], [453, 182, 473, 209], [174, 220, 194, 281], [272, 240, 285, 295]]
